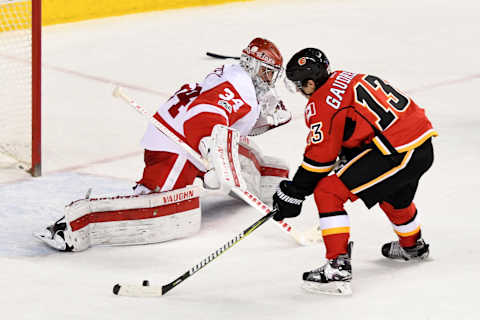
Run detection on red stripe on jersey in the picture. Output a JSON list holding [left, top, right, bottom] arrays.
[[153, 113, 189, 144], [70, 198, 200, 232]]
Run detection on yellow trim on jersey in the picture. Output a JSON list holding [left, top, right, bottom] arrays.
[[301, 162, 334, 173], [373, 129, 437, 156], [394, 226, 421, 237], [372, 137, 391, 155], [396, 129, 438, 153], [322, 226, 350, 236], [351, 149, 414, 194], [337, 149, 372, 177]]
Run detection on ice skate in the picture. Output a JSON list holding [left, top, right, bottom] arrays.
[[33, 216, 73, 252], [302, 242, 353, 296], [381, 238, 429, 261]]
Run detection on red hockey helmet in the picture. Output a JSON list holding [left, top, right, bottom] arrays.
[[240, 38, 283, 92]]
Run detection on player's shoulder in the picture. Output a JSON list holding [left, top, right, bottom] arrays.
[[199, 64, 257, 110], [329, 70, 362, 85], [203, 64, 250, 85], [221, 64, 258, 108], [223, 64, 255, 90], [222, 64, 251, 82], [307, 70, 363, 112]]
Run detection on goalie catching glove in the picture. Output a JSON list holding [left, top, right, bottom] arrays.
[[249, 90, 292, 136], [272, 180, 306, 221]]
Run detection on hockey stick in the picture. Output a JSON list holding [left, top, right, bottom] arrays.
[[206, 52, 240, 60], [112, 86, 320, 245], [113, 209, 276, 297]]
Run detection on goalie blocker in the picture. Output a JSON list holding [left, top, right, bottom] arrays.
[[35, 126, 288, 252]]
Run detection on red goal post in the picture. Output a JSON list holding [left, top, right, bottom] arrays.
[[0, 0, 41, 176]]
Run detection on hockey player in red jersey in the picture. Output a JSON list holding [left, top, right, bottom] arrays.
[[272, 48, 437, 295], [35, 38, 292, 252]]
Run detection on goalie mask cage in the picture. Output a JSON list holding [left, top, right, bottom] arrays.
[[0, 0, 41, 176]]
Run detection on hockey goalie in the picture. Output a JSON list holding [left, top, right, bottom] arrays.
[[34, 37, 291, 252]]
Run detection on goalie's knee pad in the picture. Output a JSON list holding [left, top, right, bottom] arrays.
[[59, 185, 203, 251]]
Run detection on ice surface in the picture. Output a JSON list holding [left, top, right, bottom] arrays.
[[1, 0, 479, 319]]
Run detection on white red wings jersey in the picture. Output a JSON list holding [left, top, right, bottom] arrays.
[[141, 64, 260, 170], [301, 70, 438, 173]]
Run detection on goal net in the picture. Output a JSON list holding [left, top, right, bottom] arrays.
[[0, 0, 41, 176]]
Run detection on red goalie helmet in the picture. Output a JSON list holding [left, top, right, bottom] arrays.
[[240, 38, 283, 92]]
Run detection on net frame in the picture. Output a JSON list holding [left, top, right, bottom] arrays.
[[0, 0, 41, 176]]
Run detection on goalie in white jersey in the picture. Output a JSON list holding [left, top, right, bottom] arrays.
[[136, 38, 288, 194], [35, 38, 292, 252]]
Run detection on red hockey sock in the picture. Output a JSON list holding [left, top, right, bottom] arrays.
[[314, 175, 355, 259], [323, 233, 350, 259], [379, 202, 421, 247]]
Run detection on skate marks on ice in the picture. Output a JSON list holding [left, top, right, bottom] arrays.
[[0, 173, 133, 257], [0, 172, 246, 257]]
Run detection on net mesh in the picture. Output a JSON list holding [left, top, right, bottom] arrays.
[[0, 0, 32, 167]]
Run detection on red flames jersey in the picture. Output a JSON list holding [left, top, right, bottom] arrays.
[[141, 64, 260, 170], [301, 70, 437, 173]]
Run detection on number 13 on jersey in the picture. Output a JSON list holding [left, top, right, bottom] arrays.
[[354, 75, 411, 131]]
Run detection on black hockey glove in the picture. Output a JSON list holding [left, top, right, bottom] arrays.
[[272, 180, 306, 221]]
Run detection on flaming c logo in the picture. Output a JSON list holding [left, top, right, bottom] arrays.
[[298, 57, 307, 66]]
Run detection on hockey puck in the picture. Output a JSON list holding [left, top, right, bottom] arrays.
[[142, 280, 150, 286], [113, 284, 121, 295]]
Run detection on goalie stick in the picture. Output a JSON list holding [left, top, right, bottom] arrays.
[[113, 86, 321, 246], [206, 52, 240, 60], [113, 208, 276, 297]]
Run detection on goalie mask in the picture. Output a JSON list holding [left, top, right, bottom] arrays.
[[240, 38, 283, 95]]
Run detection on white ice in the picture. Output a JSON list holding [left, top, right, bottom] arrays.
[[1, 0, 479, 319]]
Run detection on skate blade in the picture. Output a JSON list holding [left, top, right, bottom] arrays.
[[387, 251, 430, 262], [33, 231, 67, 251], [302, 280, 352, 296]]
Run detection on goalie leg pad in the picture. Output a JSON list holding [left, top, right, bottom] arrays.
[[238, 136, 289, 206], [201, 125, 247, 192], [37, 185, 203, 252]]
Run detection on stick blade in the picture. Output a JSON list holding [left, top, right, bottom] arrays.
[[112, 283, 165, 297], [206, 52, 240, 60]]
